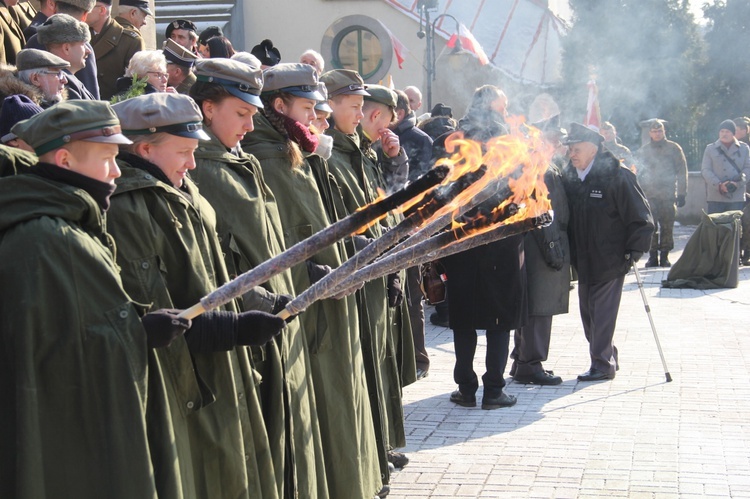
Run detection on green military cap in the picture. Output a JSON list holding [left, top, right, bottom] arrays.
[[15, 48, 71, 71], [112, 94, 210, 140], [639, 118, 667, 130], [563, 122, 604, 146], [56, 0, 95, 12], [320, 69, 369, 97], [364, 84, 397, 109], [262, 63, 325, 100], [37, 14, 91, 46], [163, 38, 197, 69], [194, 58, 264, 108], [315, 83, 332, 113], [12, 101, 132, 156]]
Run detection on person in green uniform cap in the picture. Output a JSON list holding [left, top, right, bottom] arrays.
[[320, 70, 411, 495], [164, 38, 197, 95], [188, 58, 329, 499], [108, 92, 286, 499], [0, 100, 193, 498], [242, 62, 384, 499]]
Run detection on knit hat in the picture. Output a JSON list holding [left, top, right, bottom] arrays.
[[719, 119, 736, 135], [37, 14, 91, 46], [250, 39, 281, 67], [0, 94, 44, 144]]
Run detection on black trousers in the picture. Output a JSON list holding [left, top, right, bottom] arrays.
[[511, 315, 553, 376], [452, 329, 509, 398], [578, 276, 624, 375]]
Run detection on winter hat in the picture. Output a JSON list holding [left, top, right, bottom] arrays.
[[250, 39, 281, 67], [198, 26, 223, 47], [56, 0, 95, 13], [719, 119, 736, 135], [37, 14, 91, 46], [0, 94, 45, 144]]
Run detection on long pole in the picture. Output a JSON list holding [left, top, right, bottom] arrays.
[[631, 259, 673, 382]]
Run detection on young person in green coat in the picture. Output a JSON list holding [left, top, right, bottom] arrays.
[[188, 58, 329, 499], [242, 62, 384, 499], [108, 92, 286, 499], [0, 101, 191, 498]]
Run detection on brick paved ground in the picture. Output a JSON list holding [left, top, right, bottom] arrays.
[[390, 223, 750, 498]]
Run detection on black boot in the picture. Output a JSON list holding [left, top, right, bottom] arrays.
[[645, 251, 659, 268], [660, 250, 671, 268]]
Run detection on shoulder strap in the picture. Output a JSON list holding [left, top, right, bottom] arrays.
[[716, 145, 743, 176]]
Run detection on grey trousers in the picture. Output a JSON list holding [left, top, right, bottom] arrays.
[[511, 315, 553, 376], [578, 275, 624, 375]]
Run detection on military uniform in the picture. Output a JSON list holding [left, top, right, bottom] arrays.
[[0, 143, 36, 177], [10, 1, 34, 31], [604, 139, 634, 168], [91, 16, 143, 100], [243, 111, 382, 499], [636, 137, 687, 253], [175, 71, 196, 94], [0, 0, 25, 65]]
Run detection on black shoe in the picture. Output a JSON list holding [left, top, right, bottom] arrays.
[[376, 485, 390, 498], [660, 251, 671, 268], [387, 462, 395, 474], [481, 391, 517, 410], [514, 370, 563, 385], [577, 368, 615, 382], [416, 367, 429, 380], [387, 451, 409, 469], [449, 389, 476, 407], [429, 312, 449, 328], [645, 251, 659, 268]]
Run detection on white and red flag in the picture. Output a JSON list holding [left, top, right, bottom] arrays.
[[446, 23, 490, 66], [384, 25, 408, 69], [584, 79, 601, 130]]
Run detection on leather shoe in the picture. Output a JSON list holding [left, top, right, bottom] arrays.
[[449, 389, 476, 407], [481, 391, 517, 410], [416, 367, 429, 380], [514, 370, 563, 385], [429, 312, 449, 328], [577, 368, 615, 382], [376, 485, 390, 498], [387, 451, 409, 468]]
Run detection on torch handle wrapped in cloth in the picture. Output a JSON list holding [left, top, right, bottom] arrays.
[[279, 166, 489, 318], [178, 165, 450, 319]]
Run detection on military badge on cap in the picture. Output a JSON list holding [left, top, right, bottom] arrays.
[[112, 94, 209, 141], [320, 69, 370, 97], [262, 63, 325, 100], [194, 59, 264, 108]]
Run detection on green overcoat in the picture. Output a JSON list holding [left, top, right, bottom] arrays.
[[0, 144, 36, 177], [107, 155, 277, 499], [243, 115, 382, 498], [0, 171, 156, 498], [191, 130, 328, 499]]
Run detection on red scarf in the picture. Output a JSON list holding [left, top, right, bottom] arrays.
[[272, 109, 319, 153]]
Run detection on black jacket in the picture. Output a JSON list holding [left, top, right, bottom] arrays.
[[392, 111, 433, 182], [562, 150, 654, 284]]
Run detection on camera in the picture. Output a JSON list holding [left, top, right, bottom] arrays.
[[726, 181, 738, 193]]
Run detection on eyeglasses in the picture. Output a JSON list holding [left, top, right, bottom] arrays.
[[147, 71, 169, 80], [40, 70, 65, 79]]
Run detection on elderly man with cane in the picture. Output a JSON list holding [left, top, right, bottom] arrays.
[[561, 123, 654, 381]]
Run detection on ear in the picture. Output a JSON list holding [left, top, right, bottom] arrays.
[[201, 100, 214, 122], [29, 72, 42, 86], [61, 42, 71, 56], [272, 96, 285, 115], [54, 147, 72, 169], [133, 141, 150, 159]]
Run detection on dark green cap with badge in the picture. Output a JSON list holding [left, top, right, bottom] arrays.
[[194, 58, 264, 108], [112, 94, 209, 140], [11, 101, 132, 156], [364, 84, 397, 109], [320, 69, 370, 97], [262, 63, 325, 100], [563, 122, 604, 146]]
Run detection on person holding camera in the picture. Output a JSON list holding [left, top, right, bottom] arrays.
[[701, 119, 750, 215]]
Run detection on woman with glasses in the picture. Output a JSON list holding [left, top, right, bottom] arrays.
[[114, 50, 175, 100]]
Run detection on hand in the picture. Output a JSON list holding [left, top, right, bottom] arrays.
[[352, 235, 372, 252], [626, 251, 643, 262], [165, 86, 177, 94], [719, 182, 729, 195], [270, 293, 293, 315], [387, 273, 404, 308], [676, 194, 686, 208], [306, 260, 332, 285], [379, 128, 401, 158], [141, 308, 191, 348], [236, 311, 286, 346]]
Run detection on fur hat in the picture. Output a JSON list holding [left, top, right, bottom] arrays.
[[37, 14, 91, 46], [55, 0, 95, 13]]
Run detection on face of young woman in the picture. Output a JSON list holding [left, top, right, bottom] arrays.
[[311, 110, 330, 132], [203, 96, 258, 149], [139, 134, 199, 188], [276, 96, 316, 127]]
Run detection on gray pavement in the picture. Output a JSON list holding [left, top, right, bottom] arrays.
[[390, 223, 750, 498]]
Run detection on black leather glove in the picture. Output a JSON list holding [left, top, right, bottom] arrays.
[[626, 251, 643, 262], [387, 273, 404, 308], [141, 308, 191, 348], [236, 310, 286, 346], [306, 260, 332, 285], [352, 235, 373, 252], [676, 194, 686, 208], [271, 293, 293, 315]]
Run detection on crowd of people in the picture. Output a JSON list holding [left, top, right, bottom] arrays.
[[1, 2, 749, 497]]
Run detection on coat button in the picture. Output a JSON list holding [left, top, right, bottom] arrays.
[[141, 262, 150, 269], [238, 392, 244, 399], [119, 310, 128, 318], [277, 145, 283, 151], [144, 174, 152, 180], [186, 401, 194, 409]]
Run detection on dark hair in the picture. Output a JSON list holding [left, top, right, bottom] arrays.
[[207, 37, 235, 59], [260, 92, 304, 169], [189, 80, 233, 114], [394, 89, 410, 114], [198, 26, 223, 46]]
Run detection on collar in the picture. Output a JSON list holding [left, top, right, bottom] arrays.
[[577, 158, 595, 181]]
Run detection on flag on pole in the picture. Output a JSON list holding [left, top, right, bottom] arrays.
[[384, 25, 408, 69], [446, 23, 489, 65], [584, 79, 601, 130]]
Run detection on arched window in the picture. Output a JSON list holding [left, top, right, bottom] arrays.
[[322, 15, 394, 82]]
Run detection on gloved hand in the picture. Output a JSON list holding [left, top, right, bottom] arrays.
[[141, 308, 192, 348], [352, 235, 373, 252], [236, 310, 286, 346], [676, 194, 686, 208], [306, 260, 332, 285], [271, 293, 293, 315], [626, 251, 643, 262], [387, 273, 404, 308]]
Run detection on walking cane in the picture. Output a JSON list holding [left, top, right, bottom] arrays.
[[629, 257, 673, 382]]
